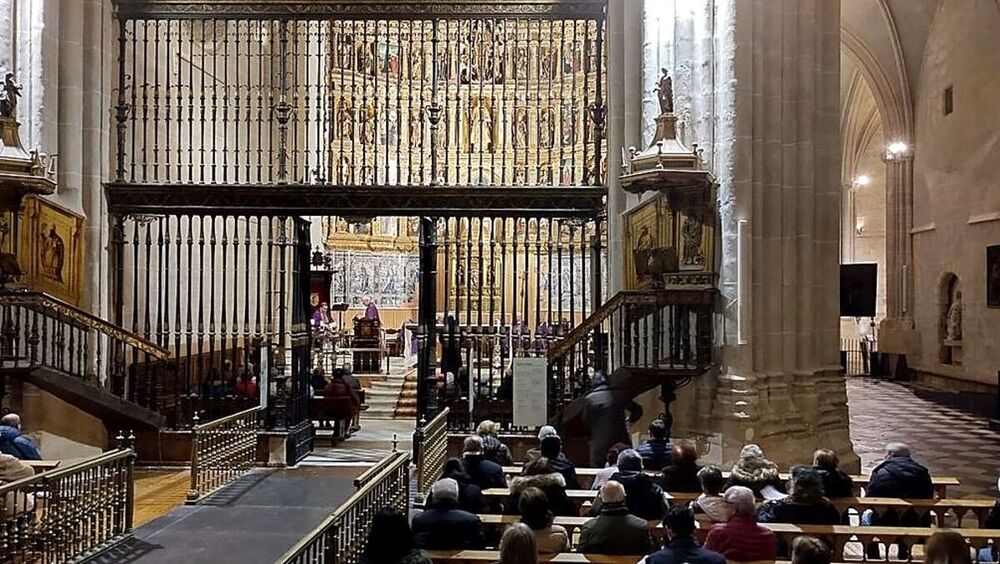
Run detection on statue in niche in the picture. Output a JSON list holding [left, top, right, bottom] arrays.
[[515, 47, 529, 80], [539, 48, 553, 80], [409, 109, 423, 147], [681, 216, 705, 267], [657, 69, 674, 114], [512, 109, 528, 148], [539, 108, 555, 148], [407, 217, 419, 238], [336, 216, 350, 233], [361, 105, 376, 146], [561, 104, 576, 146], [338, 100, 353, 141], [360, 165, 374, 184], [0, 72, 22, 118], [470, 101, 494, 153], [338, 156, 352, 184], [339, 35, 354, 69], [946, 291, 963, 341]]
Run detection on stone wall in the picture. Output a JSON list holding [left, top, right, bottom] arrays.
[[910, 0, 1000, 386]]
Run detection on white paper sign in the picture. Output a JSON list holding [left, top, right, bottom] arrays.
[[512, 357, 548, 427]]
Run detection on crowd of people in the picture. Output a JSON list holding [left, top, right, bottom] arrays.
[[361, 418, 978, 564], [310, 363, 364, 432], [201, 360, 260, 399]]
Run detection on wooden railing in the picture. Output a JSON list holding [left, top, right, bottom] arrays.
[[276, 450, 410, 564], [0, 441, 136, 563], [0, 290, 178, 420], [187, 405, 262, 503], [415, 407, 450, 496], [547, 288, 715, 410]]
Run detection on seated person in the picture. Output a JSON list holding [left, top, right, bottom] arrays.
[[0, 414, 41, 460], [504, 457, 577, 517], [412, 478, 485, 550], [703, 486, 777, 562], [234, 372, 258, 399], [539, 435, 578, 488], [578, 480, 656, 555], [429, 458, 484, 514], [362, 506, 433, 564], [643, 506, 726, 564], [477, 419, 513, 466], [592, 443, 629, 491], [757, 467, 841, 525], [0, 453, 35, 518], [341, 363, 362, 392], [636, 419, 673, 471], [322, 368, 361, 418], [518, 486, 570, 554], [499, 523, 538, 564], [525, 425, 558, 464], [691, 465, 733, 523], [863, 442, 935, 560], [791, 536, 833, 564], [813, 448, 853, 499], [659, 440, 702, 493], [310, 368, 328, 395], [725, 444, 783, 496], [592, 449, 668, 521], [461, 435, 506, 491]]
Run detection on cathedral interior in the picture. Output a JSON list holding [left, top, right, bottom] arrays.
[[0, 0, 998, 562]]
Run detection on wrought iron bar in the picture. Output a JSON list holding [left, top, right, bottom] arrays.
[[186, 406, 262, 503]]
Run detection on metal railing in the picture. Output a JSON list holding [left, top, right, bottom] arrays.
[[0, 443, 135, 563], [415, 407, 450, 496], [276, 449, 410, 564], [187, 405, 262, 503]]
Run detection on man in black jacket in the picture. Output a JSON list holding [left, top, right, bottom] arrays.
[[863, 442, 934, 559], [412, 478, 486, 550], [591, 449, 669, 521], [583, 372, 643, 467], [461, 435, 506, 490], [647, 506, 726, 564], [540, 434, 580, 488]]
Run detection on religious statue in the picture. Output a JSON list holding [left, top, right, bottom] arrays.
[[0, 72, 22, 119], [539, 108, 555, 148], [681, 216, 705, 266], [40, 225, 65, 282], [513, 110, 528, 148], [338, 101, 353, 141], [657, 68, 673, 114], [946, 291, 963, 341], [633, 225, 653, 278]]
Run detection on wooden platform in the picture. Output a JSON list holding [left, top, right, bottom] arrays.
[[133, 468, 191, 527]]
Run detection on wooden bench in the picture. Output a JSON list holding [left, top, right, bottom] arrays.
[[426, 550, 639, 563], [24, 460, 60, 474], [467, 514, 1000, 562], [501, 466, 960, 496]]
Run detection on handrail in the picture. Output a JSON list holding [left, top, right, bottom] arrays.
[[187, 405, 263, 503], [276, 449, 411, 564], [416, 407, 450, 495], [0, 445, 136, 563], [548, 290, 670, 360], [0, 290, 169, 359], [353, 449, 407, 490]]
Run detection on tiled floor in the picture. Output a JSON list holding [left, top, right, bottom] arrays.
[[848, 377, 1000, 499]]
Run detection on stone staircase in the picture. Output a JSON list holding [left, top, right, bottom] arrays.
[[363, 365, 417, 419]]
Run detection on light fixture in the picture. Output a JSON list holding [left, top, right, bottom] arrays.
[[885, 141, 911, 160], [853, 174, 870, 187]]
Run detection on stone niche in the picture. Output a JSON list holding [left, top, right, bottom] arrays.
[[939, 272, 962, 366]]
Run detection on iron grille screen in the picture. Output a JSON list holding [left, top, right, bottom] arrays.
[[113, 15, 607, 188]]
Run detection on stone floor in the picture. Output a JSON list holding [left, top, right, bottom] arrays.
[[848, 376, 1000, 498], [307, 418, 416, 465]]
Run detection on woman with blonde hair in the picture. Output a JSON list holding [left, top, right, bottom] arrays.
[[499, 523, 538, 564], [476, 419, 513, 465]]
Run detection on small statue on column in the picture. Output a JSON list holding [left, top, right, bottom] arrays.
[[0, 72, 22, 119], [656, 68, 673, 114], [946, 291, 963, 341]]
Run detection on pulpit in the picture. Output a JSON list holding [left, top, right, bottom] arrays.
[[352, 317, 382, 374]]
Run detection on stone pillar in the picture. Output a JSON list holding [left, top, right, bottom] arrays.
[[81, 0, 109, 322], [879, 153, 919, 356], [56, 0, 84, 213], [670, 0, 857, 470], [605, 0, 626, 295]]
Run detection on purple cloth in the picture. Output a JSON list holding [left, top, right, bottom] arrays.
[[365, 302, 380, 321]]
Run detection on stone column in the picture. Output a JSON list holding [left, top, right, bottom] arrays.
[[605, 0, 626, 295], [672, 0, 856, 470], [81, 0, 109, 322], [56, 0, 84, 213], [879, 153, 918, 355]]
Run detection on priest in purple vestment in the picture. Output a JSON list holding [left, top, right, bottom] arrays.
[[362, 295, 380, 322]]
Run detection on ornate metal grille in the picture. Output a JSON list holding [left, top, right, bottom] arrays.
[[415, 407, 449, 495], [112, 6, 607, 189], [187, 406, 263, 503]]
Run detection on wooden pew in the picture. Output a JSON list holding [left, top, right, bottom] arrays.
[[468, 514, 1000, 562], [426, 551, 639, 563], [500, 466, 960, 496], [24, 460, 60, 474]]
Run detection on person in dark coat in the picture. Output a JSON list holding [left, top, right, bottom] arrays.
[[660, 440, 702, 493], [426, 458, 484, 514], [582, 372, 643, 467], [757, 467, 841, 556], [0, 414, 41, 460], [461, 435, 506, 491], [362, 507, 433, 564], [539, 435, 579, 489], [647, 506, 726, 564], [525, 426, 558, 464], [440, 315, 462, 387], [812, 449, 854, 499], [341, 363, 362, 392], [323, 369, 360, 409], [412, 478, 486, 550], [591, 449, 668, 521], [310, 368, 328, 394], [636, 419, 672, 471], [503, 457, 577, 517], [863, 442, 935, 560], [578, 480, 657, 555]]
